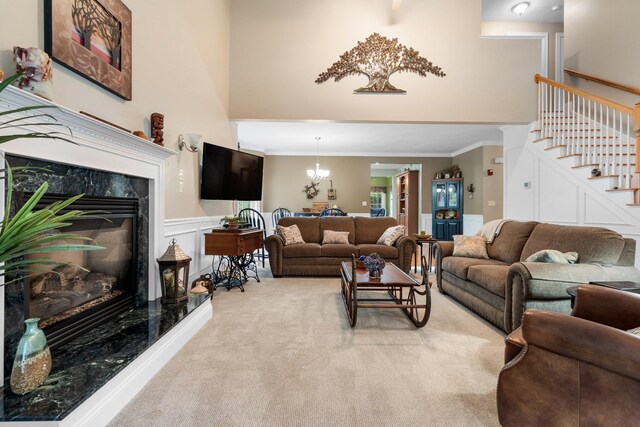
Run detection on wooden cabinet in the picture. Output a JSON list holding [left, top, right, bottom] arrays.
[[204, 229, 264, 256], [432, 179, 463, 241], [396, 170, 419, 235]]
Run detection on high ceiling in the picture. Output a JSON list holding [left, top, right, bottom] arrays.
[[233, 1, 564, 158], [482, 0, 564, 23], [236, 122, 503, 157]]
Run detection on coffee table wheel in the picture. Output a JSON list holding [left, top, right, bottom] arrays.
[[340, 263, 358, 327], [407, 285, 431, 328]]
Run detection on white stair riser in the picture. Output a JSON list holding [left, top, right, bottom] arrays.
[[588, 176, 620, 189], [606, 191, 634, 205]]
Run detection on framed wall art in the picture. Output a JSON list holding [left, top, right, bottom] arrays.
[[45, 0, 132, 100]]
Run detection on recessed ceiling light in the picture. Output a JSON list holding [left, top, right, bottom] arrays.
[[551, 4, 562, 12], [511, 1, 531, 16]]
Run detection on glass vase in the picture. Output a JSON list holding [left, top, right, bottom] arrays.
[[369, 269, 382, 279], [10, 318, 52, 395]]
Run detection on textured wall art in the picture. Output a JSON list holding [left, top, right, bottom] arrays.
[[315, 33, 446, 93], [45, 0, 132, 100]]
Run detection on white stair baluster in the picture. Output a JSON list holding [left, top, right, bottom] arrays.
[[612, 108, 617, 178], [626, 114, 632, 189], [601, 105, 615, 175], [599, 104, 604, 172]]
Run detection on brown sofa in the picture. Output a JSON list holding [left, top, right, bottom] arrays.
[[265, 216, 416, 277], [497, 285, 640, 426], [434, 221, 640, 333]]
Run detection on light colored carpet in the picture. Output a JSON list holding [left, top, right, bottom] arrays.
[[110, 272, 504, 427]]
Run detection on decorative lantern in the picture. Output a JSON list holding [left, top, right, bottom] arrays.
[[157, 239, 192, 304]]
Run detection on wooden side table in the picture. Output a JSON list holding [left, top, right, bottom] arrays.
[[414, 238, 437, 273], [567, 281, 640, 308], [204, 228, 264, 292]]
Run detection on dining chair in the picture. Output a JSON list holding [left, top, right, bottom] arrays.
[[271, 207, 292, 229], [237, 208, 267, 268], [320, 208, 346, 217]]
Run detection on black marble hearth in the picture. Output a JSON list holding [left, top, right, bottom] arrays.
[[0, 294, 211, 421]]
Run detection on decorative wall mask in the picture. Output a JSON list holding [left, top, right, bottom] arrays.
[[150, 112, 164, 146], [315, 33, 446, 93]]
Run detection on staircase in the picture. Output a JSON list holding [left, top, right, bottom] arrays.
[[532, 74, 640, 207]]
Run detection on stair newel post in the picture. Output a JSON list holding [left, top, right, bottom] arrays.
[[634, 103, 640, 174]]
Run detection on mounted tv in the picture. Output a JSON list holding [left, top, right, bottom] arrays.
[[200, 143, 264, 201]]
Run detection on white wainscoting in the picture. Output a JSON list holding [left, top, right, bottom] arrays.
[[420, 214, 432, 235], [463, 214, 484, 235], [163, 216, 223, 281]]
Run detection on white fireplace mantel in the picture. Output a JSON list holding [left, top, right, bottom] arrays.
[[0, 85, 212, 426]]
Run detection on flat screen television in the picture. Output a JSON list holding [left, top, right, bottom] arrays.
[[200, 143, 264, 201]]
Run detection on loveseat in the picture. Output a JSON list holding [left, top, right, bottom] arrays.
[[265, 216, 416, 277], [434, 221, 640, 333]]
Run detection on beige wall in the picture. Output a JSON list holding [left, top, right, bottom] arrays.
[[564, 0, 640, 107], [0, 0, 234, 219], [229, 0, 541, 123], [481, 21, 564, 80], [453, 147, 484, 215], [482, 145, 504, 222], [452, 145, 503, 220], [263, 155, 451, 214]]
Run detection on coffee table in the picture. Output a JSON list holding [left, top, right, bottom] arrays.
[[340, 260, 431, 328]]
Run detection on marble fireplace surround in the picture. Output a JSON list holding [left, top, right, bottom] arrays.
[[0, 86, 213, 425]]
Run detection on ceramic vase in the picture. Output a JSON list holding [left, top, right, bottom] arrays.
[[13, 46, 53, 100], [10, 318, 52, 395]]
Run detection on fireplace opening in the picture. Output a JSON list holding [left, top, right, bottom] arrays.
[[23, 193, 138, 348]]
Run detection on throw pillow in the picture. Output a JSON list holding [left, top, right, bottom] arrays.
[[322, 230, 350, 244], [452, 235, 489, 259], [525, 250, 578, 264], [627, 326, 640, 337], [377, 225, 405, 246], [276, 224, 305, 246]]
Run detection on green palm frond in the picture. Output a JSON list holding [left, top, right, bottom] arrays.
[[0, 76, 106, 282], [1, 73, 74, 145]]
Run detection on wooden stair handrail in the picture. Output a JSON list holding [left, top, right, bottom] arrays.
[[564, 68, 640, 97], [534, 74, 633, 114], [534, 74, 640, 174]]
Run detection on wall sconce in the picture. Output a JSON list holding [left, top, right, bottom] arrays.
[[178, 133, 201, 153], [466, 183, 475, 199]]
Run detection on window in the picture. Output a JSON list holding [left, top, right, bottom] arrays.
[[370, 190, 386, 209]]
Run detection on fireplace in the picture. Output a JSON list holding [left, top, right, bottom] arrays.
[[0, 83, 214, 424], [24, 194, 139, 347], [4, 154, 150, 379]]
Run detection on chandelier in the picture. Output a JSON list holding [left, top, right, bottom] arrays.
[[306, 137, 330, 180]]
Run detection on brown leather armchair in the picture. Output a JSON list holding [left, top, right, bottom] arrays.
[[497, 284, 640, 426]]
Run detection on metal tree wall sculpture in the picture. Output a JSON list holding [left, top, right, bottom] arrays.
[[315, 33, 446, 93]]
